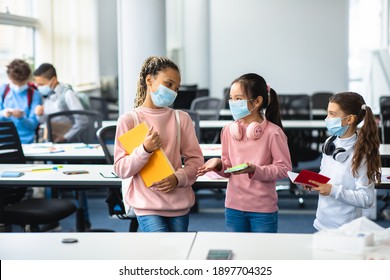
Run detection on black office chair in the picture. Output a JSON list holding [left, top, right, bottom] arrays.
[[278, 94, 312, 120], [278, 94, 321, 207], [46, 110, 105, 231], [89, 96, 109, 120], [311, 91, 334, 110], [380, 96, 390, 144], [172, 89, 199, 109], [190, 96, 224, 143], [182, 110, 201, 142], [96, 125, 139, 232], [0, 121, 77, 232], [46, 110, 103, 144]]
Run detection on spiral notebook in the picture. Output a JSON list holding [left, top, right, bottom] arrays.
[[118, 122, 174, 187]]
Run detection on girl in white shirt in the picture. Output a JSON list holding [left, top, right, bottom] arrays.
[[307, 92, 381, 230]]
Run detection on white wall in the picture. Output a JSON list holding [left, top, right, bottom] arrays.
[[208, 0, 348, 98]]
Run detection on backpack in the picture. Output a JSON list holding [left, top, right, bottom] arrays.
[[1, 82, 37, 111], [59, 84, 90, 111]]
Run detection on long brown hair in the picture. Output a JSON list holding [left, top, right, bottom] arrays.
[[134, 56, 180, 108], [330, 92, 381, 184], [230, 73, 283, 129]]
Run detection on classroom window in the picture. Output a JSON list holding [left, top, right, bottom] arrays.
[[348, 0, 389, 110]]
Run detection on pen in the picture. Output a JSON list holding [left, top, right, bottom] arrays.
[[74, 144, 99, 149], [31, 166, 64, 172]]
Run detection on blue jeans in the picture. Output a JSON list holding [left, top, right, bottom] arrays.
[[137, 213, 190, 232], [225, 208, 278, 233]]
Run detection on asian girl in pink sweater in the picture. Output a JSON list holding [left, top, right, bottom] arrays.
[[197, 73, 292, 233], [114, 56, 203, 232]]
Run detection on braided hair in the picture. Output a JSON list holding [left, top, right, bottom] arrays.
[[134, 56, 180, 108]]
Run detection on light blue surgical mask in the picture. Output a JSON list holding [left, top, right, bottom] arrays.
[[325, 116, 349, 136], [38, 85, 53, 97], [150, 84, 177, 107], [9, 82, 28, 93], [228, 99, 254, 120]]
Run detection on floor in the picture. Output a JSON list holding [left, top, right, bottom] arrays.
[[56, 186, 390, 233]]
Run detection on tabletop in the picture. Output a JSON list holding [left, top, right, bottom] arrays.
[[0, 232, 196, 260], [23, 143, 222, 162], [187, 232, 365, 260]]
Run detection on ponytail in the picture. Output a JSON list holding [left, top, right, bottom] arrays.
[[353, 105, 381, 184], [265, 88, 283, 130]]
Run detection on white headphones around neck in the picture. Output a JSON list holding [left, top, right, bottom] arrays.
[[230, 121, 264, 141], [322, 135, 353, 162]]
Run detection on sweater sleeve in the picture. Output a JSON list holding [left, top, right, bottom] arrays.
[[113, 112, 153, 179], [329, 162, 375, 208], [250, 128, 292, 181], [174, 111, 204, 188]]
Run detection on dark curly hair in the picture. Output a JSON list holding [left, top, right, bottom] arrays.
[[6, 59, 32, 84]]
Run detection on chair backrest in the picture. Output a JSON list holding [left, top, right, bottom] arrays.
[[46, 110, 103, 144], [96, 125, 116, 164], [190, 96, 224, 120], [0, 121, 28, 206], [89, 96, 109, 120], [380, 96, 390, 143], [0, 121, 26, 164], [311, 91, 334, 110], [278, 94, 311, 120], [182, 110, 201, 142]]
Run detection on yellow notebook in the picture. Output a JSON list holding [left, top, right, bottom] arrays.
[[118, 122, 174, 187]]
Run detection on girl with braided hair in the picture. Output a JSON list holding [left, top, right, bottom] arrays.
[[114, 56, 203, 232], [307, 92, 381, 230]]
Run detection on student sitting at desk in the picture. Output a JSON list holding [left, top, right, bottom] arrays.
[[197, 73, 292, 233], [33, 63, 88, 143], [305, 92, 381, 230], [114, 56, 203, 232], [0, 59, 42, 144]]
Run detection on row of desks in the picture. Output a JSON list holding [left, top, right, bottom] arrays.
[[0, 231, 379, 260], [21, 142, 390, 162], [0, 163, 389, 190]]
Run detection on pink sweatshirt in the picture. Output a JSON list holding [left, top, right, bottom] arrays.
[[114, 106, 204, 217], [215, 119, 292, 213]]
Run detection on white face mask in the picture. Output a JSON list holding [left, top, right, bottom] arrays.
[[9, 82, 28, 93], [38, 85, 53, 97]]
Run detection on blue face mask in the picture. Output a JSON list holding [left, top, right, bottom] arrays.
[[9, 82, 28, 93], [38, 85, 53, 97], [325, 116, 349, 136], [229, 99, 253, 120], [150, 84, 177, 107]]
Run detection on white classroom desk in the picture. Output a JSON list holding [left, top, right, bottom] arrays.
[[102, 119, 327, 130], [0, 164, 228, 189], [0, 164, 120, 188], [23, 143, 105, 162], [1, 231, 379, 260], [187, 232, 364, 260], [23, 143, 222, 162], [0, 232, 196, 260]]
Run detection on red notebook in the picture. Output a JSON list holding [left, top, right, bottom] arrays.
[[287, 170, 330, 187]]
